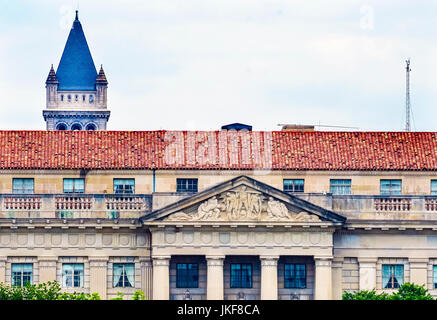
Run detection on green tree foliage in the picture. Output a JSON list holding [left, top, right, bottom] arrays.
[[343, 283, 434, 300], [0, 281, 146, 300]]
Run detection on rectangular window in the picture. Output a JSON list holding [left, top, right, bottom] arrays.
[[12, 178, 34, 194], [113, 263, 135, 288], [431, 180, 437, 195], [11, 263, 33, 287], [176, 179, 198, 193], [284, 264, 306, 288], [380, 180, 402, 195], [283, 179, 304, 193], [433, 266, 437, 289], [63, 178, 85, 193], [382, 264, 404, 289], [176, 263, 199, 288], [62, 263, 84, 288], [113, 179, 135, 194], [230, 263, 252, 288], [330, 179, 351, 195]]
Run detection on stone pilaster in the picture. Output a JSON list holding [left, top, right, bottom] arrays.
[[152, 256, 170, 300], [139, 257, 153, 300], [38, 256, 58, 283], [331, 257, 344, 300], [89, 257, 109, 299], [358, 257, 377, 291], [260, 255, 279, 300], [0, 257, 6, 283], [314, 256, 333, 300], [409, 258, 428, 287], [206, 256, 225, 300]]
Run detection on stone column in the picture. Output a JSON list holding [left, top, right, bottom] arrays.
[[0, 257, 6, 283], [314, 256, 333, 300], [139, 257, 153, 300], [260, 255, 279, 300], [152, 256, 170, 300], [206, 256, 225, 300], [358, 257, 377, 291], [331, 257, 344, 300], [89, 257, 108, 299], [38, 256, 58, 283], [409, 258, 428, 286]]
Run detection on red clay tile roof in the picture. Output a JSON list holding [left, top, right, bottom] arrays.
[[0, 130, 436, 171]]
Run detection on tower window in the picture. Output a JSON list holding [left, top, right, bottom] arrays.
[[60, 95, 64, 102], [71, 123, 82, 131], [89, 95, 94, 103], [67, 95, 71, 102], [86, 123, 97, 131], [75, 95, 78, 101], [56, 123, 67, 131], [82, 95, 86, 102]]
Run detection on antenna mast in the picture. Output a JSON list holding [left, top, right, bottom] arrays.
[[405, 58, 411, 132]]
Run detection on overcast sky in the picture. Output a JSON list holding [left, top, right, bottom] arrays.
[[1, 0, 437, 131]]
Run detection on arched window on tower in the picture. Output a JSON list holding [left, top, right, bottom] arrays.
[[68, 95, 71, 102], [75, 95, 78, 101], [71, 123, 82, 131], [86, 123, 97, 131], [89, 95, 94, 103], [60, 95, 64, 102], [56, 123, 67, 131]]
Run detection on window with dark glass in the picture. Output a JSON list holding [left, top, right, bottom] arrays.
[[329, 179, 351, 195], [380, 180, 402, 195], [113, 179, 135, 194], [433, 266, 437, 289], [11, 263, 33, 287], [382, 264, 404, 289], [113, 263, 134, 288], [63, 178, 85, 193], [284, 264, 306, 288], [230, 263, 252, 288], [176, 263, 199, 288], [283, 179, 304, 192], [62, 263, 84, 288], [176, 179, 198, 193], [60, 95, 64, 102], [12, 178, 34, 194]]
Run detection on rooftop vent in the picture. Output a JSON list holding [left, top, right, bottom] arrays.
[[221, 123, 252, 131]]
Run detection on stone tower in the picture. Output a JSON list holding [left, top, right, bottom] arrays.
[[43, 11, 110, 131]]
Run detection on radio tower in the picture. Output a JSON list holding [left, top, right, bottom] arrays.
[[405, 59, 411, 132]]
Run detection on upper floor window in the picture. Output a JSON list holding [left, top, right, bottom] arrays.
[[330, 179, 351, 195], [284, 263, 306, 288], [89, 95, 94, 103], [380, 180, 402, 195], [176, 263, 199, 288], [113, 263, 135, 288], [12, 178, 34, 194], [230, 263, 252, 288], [71, 123, 82, 131], [82, 95, 86, 102], [283, 179, 304, 192], [433, 265, 437, 289], [11, 263, 33, 287], [114, 179, 135, 194], [431, 180, 437, 195], [60, 95, 64, 102], [62, 263, 84, 288], [177, 178, 198, 193], [382, 264, 403, 289], [63, 178, 85, 193], [67, 94, 71, 102], [75, 95, 79, 102]]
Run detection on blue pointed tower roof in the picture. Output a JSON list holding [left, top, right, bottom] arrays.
[[56, 11, 97, 91]]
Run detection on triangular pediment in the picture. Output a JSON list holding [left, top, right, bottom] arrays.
[[141, 176, 346, 224]]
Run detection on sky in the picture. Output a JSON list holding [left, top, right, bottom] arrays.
[[1, 0, 437, 131]]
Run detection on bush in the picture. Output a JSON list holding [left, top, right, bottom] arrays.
[[343, 283, 434, 300]]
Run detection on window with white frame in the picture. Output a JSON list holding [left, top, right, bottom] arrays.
[[382, 264, 404, 289], [380, 180, 402, 195], [11, 263, 33, 287], [176, 178, 198, 193], [62, 263, 84, 288], [12, 178, 34, 194], [283, 179, 304, 193], [63, 178, 85, 193], [113, 263, 134, 287], [431, 180, 437, 195], [329, 179, 351, 195], [113, 179, 135, 194]]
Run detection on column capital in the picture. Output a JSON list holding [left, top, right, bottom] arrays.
[[409, 258, 429, 269], [206, 256, 225, 266], [152, 256, 171, 267], [332, 257, 344, 268], [314, 256, 333, 267], [409, 258, 429, 264], [37, 256, 58, 262], [260, 255, 279, 267], [358, 257, 378, 264]]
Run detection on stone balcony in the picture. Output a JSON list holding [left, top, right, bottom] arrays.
[[0, 194, 152, 220]]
